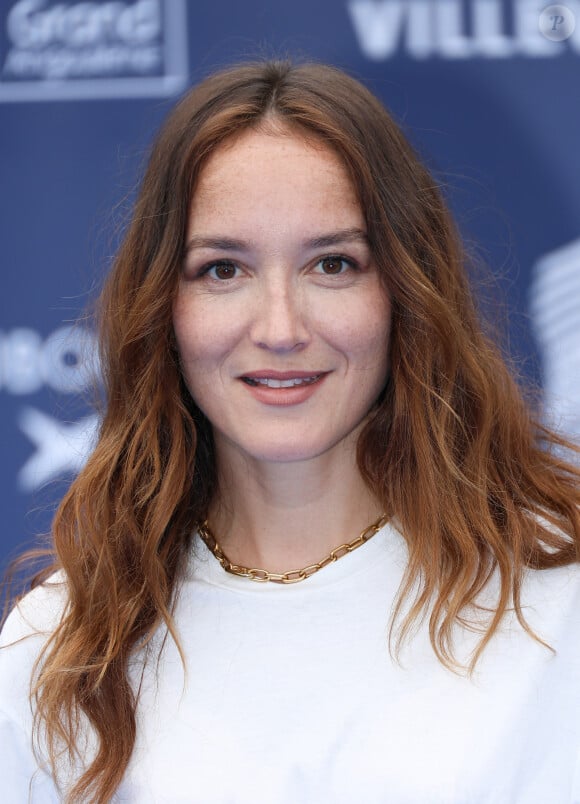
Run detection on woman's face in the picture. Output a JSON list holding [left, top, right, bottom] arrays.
[[173, 126, 391, 468]]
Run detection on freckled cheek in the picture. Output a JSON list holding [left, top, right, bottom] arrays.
[[173, 326, 232, 408], [173, 301, 244, 370], [324, 302, 391, 370]]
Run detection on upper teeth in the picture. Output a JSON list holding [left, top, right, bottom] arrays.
[[253, 376, 318, 388]]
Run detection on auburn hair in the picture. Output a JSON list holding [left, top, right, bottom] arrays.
[[4, 60, 580, 803]]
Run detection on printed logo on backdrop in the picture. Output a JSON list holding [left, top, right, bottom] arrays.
[[347, 0, 580, 59], [528, 237, 580, 444], [0, 0, 188, 102], [1, 326, 100, 492]]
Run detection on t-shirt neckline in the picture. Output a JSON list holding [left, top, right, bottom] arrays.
[[189, 519, 404, 594]]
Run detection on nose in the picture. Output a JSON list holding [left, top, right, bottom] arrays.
[[250, 278, 310, 353]]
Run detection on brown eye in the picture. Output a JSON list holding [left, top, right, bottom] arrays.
[[318, 257, 349, 275], [209, 262, 238, 280]]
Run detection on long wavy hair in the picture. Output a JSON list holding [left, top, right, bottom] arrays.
[[4, 60, 580, 803]]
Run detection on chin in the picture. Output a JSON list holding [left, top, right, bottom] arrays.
[[232, 430, 359, 465]]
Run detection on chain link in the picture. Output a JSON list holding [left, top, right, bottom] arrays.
[[197, 513, 388, 584]]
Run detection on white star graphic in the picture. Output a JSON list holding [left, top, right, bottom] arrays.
[[17, 407, 100, 492]]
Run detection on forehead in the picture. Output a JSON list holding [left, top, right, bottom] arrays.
[[188, 127, 363, 235]]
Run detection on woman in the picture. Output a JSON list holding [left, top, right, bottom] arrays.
[[1, 60, 580, 804]]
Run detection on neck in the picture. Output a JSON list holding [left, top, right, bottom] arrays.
[[207, 439, 384, 573]]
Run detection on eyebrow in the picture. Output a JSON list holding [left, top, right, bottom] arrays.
[[306, 228, 369, 249], [184, 227, 369, 254]]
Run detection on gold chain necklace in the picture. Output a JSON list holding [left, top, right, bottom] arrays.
[[197, 513, 388, 584]]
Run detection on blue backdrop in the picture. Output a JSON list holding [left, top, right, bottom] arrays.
[[1, 0, 579, 567]]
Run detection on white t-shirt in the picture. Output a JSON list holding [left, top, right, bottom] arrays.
[[2, 520, 580, 803]]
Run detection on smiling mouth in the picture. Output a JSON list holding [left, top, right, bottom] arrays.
[[242, 375, 323, 388]]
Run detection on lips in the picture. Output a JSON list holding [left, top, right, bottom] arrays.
[[237, 370, 329, 407], [240, 370, 327, 386], [242, 375, 322, 388]]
